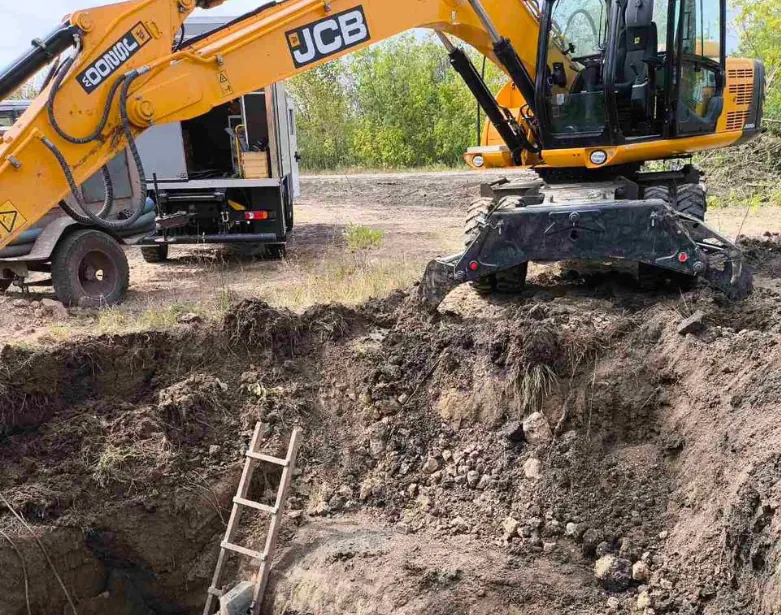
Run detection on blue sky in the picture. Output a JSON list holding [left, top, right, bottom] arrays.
[[0, 0, 741, 72]]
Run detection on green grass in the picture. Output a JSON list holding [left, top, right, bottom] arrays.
[[344, 224, 385, 251]]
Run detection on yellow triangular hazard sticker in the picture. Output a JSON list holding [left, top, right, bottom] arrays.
[[0, 201, 26, 243]]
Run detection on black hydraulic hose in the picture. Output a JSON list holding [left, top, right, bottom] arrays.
[[43, 70, 148, 230], [40, 56, 61, 92], [45, 46, 123, 219], [47, 51, 125, 145]]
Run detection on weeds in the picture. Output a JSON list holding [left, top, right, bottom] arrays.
[[264, 251, 420, 308], [517, 363, 558, 415], [344, 224, 385, 251], [90, 436, 172, 487], [91, 443, 139, 487]]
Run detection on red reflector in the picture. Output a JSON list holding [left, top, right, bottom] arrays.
[[244, 211, 270, 221], [469, 261, 479, 271], [678, 252, 688, 263]]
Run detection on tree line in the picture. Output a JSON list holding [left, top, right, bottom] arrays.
[[286, 32, 505, 171]]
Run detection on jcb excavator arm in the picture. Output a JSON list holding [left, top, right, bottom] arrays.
[[0, 0, 549, 249]]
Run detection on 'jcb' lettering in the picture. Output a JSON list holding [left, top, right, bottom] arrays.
[[286, 6, 370, 68]]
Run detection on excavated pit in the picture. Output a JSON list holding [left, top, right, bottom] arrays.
[[2, 239, 781, 614]]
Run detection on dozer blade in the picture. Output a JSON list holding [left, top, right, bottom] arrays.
[[418, 199, 753, 309]]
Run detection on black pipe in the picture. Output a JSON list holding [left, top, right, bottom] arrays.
[[140, 233, 279, 245], [447, 47, 527, 163], [0, 23, 79, 100]]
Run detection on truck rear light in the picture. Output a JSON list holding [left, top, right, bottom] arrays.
[[244, 211, 270, 221]]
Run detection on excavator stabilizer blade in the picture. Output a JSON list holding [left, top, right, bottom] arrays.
[[416, 200, 754, 309]]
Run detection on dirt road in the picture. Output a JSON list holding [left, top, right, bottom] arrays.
[[1, 170, 779, 345]]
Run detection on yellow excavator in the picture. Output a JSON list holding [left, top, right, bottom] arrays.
[[0, 0, 764, 307]]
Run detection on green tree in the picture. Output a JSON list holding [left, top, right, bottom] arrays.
[[287, 62, 356, 169], [735, 0, 781, 122], [288, 31, 510, 171]]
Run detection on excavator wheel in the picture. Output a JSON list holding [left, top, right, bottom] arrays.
[[675, 184, 707, 220], [464, 196, 528, 294], [464, 196, 495, 246], [640, 183, 707, 292], [643, 184, 706, 221], [141, 245, 169, 263], [52, 229, 130, 307]]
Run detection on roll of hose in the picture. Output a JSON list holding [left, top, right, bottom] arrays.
[[0, 244, 34, 258], [0, 200, 157, 259], [9, 228, 43, 246], [117, 210, 156, 236]]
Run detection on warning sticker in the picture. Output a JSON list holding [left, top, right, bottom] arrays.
[[0, 201, 25, 242], [218, 71, 234, 97]]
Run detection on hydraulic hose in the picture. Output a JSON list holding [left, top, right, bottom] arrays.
[[45, 41, 122, 221], [42, 69, 149, 231]]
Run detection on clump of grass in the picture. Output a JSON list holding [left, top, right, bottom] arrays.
[[517, 363, 558, 416], [90, 437, 172, 487], [91, 443, 140, 487], [344, 224, 385, 251], [265, 252, 421, 308], [95, 300, 223, 334]]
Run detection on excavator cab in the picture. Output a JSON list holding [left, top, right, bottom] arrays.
[[535, 0, 726, 151]]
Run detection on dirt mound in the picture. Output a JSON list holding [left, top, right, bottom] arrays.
[[2, 274, 781, 614]]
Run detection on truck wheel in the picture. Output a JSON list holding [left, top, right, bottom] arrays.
[[675, 184, 707, 220], [52, 229, 129, 307], [265, 243, 287, 260], [464, 196, 527, 294], [141, 245, 169, 263]]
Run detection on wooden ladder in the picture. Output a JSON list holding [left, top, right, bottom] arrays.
[[203, 423, 303, 615]]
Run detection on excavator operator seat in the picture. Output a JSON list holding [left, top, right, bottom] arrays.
[[616, 0, 659, 123]]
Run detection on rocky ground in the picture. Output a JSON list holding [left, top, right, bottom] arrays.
[[2, 233, 781, 614]]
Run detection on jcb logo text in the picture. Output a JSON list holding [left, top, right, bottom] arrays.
[[286, 7, 370, 68]]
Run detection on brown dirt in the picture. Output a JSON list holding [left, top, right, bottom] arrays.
[[2, 234, 781, 614]]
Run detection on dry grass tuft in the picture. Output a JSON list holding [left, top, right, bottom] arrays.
[[264, 252, 421, 309]]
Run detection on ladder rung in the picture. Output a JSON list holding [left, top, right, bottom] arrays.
[[221, 541, 265, 560], [207, 586, 223, 597], [234, 496, 277, 514], [246, 451, 289, 467]]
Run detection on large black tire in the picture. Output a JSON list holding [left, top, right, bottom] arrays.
[[675, 183, 707, 220], [643, 185, 672, 204], [464, 196, 495, 247], [464, 196, 528, 294], [643, 184, 706, 221], [141, 245, 169, 263], [52, 229, 130, 307], [265, 243, 287, 260]]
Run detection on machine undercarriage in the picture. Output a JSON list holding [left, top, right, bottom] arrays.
[[420, 166, 752, 307]]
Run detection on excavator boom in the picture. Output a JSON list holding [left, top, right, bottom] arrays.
[[0, 0, 546, 249]]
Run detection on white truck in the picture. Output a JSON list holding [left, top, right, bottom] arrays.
[[0, 16, 300, 305]]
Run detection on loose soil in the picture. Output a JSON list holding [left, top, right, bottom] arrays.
[[2, 231, 781, 614]]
